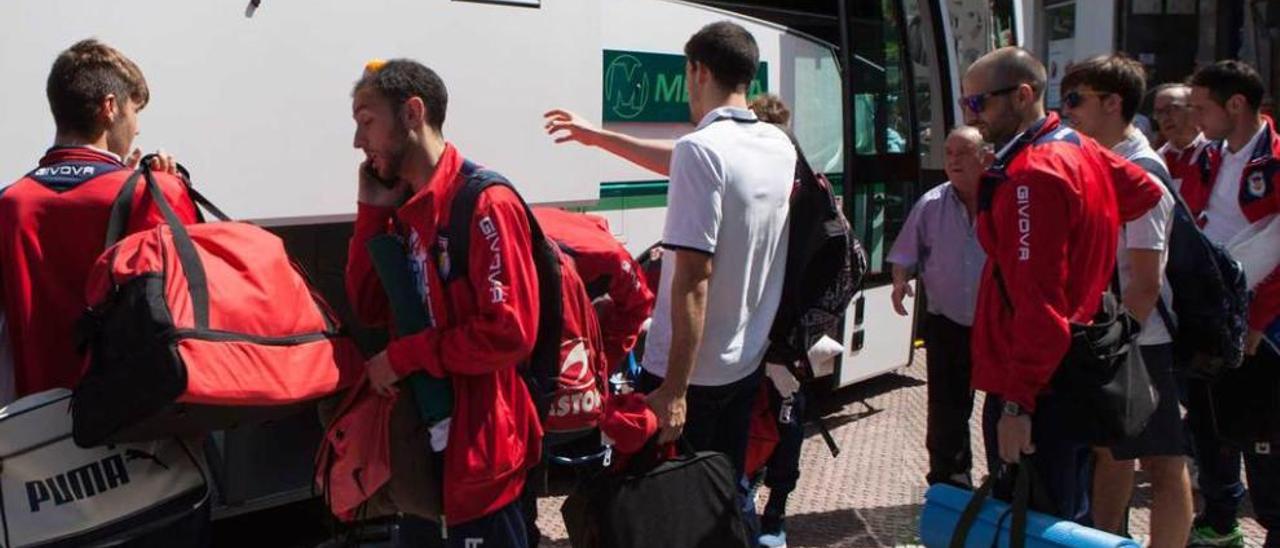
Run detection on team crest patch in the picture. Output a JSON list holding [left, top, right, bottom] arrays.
[[436, 236, 452, 279], [1247, 171, 1268, 198]]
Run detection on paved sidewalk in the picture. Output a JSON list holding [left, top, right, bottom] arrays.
[[533, 349, 1269, 547]]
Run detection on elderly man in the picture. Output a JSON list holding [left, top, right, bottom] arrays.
[[1152, 83, 1208, 190], [888, 126, 991, 488]]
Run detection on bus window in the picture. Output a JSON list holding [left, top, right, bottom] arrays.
[[849, 0, 918, 281], [905, 0, 940, 169], [788, 44, 844, 177]]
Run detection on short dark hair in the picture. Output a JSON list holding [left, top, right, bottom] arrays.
[[46, 39, 150, 137], [353, 59, 449, 132], [684, 21, 759, 91], [1189, 60, 1266, 111], [1060, 54, 1146, 122]]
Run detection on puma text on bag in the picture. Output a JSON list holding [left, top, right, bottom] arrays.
[[1, 389, 207, 547], [73, 161, 363, 446]]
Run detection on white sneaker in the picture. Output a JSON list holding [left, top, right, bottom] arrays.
[[759, 531, 787, 548]]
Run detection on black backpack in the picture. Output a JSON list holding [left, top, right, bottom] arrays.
[[439, 161, 563, 420], [765, 139, 867, 364], [1130, 157, 1251, 378]]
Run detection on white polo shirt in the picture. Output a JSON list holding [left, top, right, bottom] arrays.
[[643, 106, 795, 387], [1112, 129, 1176, 346]]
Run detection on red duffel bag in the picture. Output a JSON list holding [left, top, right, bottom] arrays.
[[72, 160, 363, 446]]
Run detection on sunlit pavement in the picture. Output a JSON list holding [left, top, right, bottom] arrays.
[[531, 349, 1268, 547]]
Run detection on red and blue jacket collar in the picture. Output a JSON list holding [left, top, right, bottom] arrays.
[[24, 146, 129, 192], [1194, 116, 1280, 210], [980, 113, 1079, 211]]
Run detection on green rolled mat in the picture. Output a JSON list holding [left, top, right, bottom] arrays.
[[366, 234, 453, 424]]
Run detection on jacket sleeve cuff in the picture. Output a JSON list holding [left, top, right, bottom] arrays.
[[354, 202, 396, 237], [386, 333, 442, 378], [1005, 375, 1045, 414]]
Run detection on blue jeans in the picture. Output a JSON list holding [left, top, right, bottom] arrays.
[[982, 392, 1094, 525]]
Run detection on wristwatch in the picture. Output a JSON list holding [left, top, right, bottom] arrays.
[[1002, 401, 1027, 417]]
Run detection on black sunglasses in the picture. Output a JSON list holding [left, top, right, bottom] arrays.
[[961, 85, 1020, 114], [1062, 90, 1111, 109]]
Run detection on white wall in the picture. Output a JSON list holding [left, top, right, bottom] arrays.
[[0, 0, 603, 225]]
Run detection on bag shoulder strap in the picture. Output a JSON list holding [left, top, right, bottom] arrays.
[[1129, 156, 1183, 333], [104, 163, 231, 249], [104, 156, 211, 328], [444, 161, 516, 283], [443, 160, 563, 417]]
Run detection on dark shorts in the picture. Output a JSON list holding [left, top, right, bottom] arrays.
[[1109, 343, 1187, 460]]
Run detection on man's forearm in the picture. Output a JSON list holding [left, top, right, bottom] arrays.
[[594, 131, 675, 176], [1124, 249, 1164, 323], [662, 279, 707, 391]]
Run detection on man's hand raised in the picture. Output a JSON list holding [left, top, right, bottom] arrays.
[[544, 109, 603, 147]]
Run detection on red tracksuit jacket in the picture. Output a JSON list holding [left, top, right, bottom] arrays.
[[971, 114, 1163, 411], [1175, 118, 1280, 330], [346, 143, 542, 525], [0, 147, 198, 397], [532, 207, 655, 369]]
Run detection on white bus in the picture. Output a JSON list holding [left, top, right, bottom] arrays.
[[0, 0, 1023, 518]]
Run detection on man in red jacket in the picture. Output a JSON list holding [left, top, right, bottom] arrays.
[[0, 39, 197, 401], [1180, 60, 1280, 546], [0, 39, 203, 548], [961, 47, 1162, 523], [346, 58, 542, 547]]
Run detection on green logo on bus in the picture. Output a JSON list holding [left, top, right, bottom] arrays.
[[602, 50, 767, 123]]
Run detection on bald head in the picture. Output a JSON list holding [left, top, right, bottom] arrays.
[[970, 47, 1047, 99], [948, 125, 986, 148], [944, 125, 992, 194]]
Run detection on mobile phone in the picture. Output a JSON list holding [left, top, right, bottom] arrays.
[[361, 160, 398, 189]]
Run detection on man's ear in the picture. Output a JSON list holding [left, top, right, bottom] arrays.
[[1016, 83, 1037, 107], [99, 93, 119, 126], [403, 96, 426, 128], [692, 61, 712, 88], [1104, 93, 1123, 116]]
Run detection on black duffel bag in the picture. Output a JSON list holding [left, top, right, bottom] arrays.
[[1052, 291, 1158, 445], [561, 442, 749, 548]]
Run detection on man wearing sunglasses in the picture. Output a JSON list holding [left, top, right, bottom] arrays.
[[961, 47, 1163, 525], [1059, 54, 1190, 548], [1153, 83, 1207, 174]]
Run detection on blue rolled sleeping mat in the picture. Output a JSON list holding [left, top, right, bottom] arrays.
[[920, 462, 1140, 548]]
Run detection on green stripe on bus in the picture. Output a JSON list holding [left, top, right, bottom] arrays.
[[590, 175, 847, 212]]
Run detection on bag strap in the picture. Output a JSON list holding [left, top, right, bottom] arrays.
[[442, 160, 563, 418], [949, 473, 996, 548], [104, 161, 230, 249], [116, 156, 212, 329], [105, 169, 144, 248], [1131, 156, 1189, 335]]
